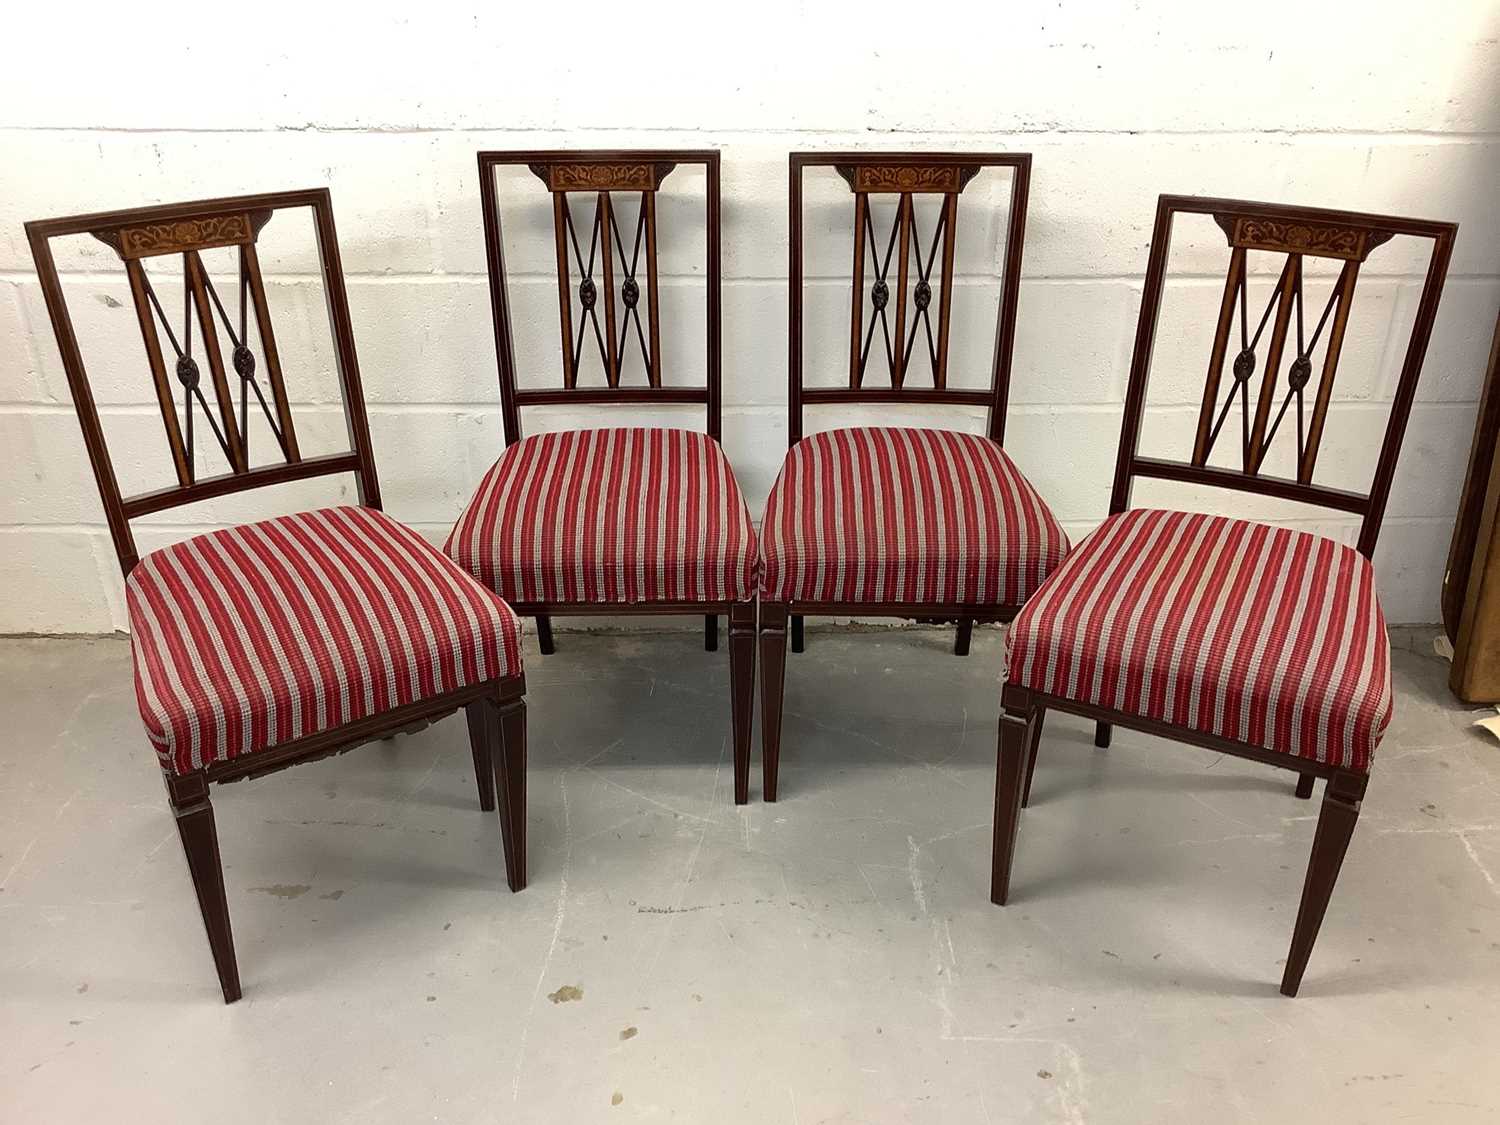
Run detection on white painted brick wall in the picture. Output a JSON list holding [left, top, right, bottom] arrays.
[[2, 1, 1497, 632]]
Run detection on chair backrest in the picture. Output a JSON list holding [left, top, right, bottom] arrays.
[[26, 188, 380, 576], [1111, 194, 1457, 558], [786, 151, 1032, 445], [477, 149, 722, 444]]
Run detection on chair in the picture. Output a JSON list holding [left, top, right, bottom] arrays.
[[26, 190, 528, 1003], [759, 152, 1067, 800], [449, 151, 757, 802], [991, 194, 1457, 996]]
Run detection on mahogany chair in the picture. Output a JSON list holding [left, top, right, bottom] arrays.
[[759, 152, 1067, 800], [26, 190, 528, 1003], [992, 195, 1457, 996], [448, 151, 757, 802]]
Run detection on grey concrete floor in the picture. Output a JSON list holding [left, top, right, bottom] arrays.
[[2, 628, 1499, 1123]]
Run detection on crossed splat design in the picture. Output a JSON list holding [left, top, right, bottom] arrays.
[[1193, 244, 1369, 484], [554, 191, 660, 389], [113, 221, 299, 486], [851, 194, 959, 389]]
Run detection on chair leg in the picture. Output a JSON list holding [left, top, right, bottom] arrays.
[[991, 702, 1036, 906], [1294, 773, 1316, 800], [536, 615, 555, 655], [491, 693, 528, 893], [705, 614, 719, 652], [728, 603, 755, 805], [1280, 771, 1367, 997], [1020, 705, 1046, 808], [464, 700, 497, 812], [790, 614, 805, 653], [760, 603, 790, 802], [171, 783, 241, 1004], [1094, 721, 1112, 748], [954, 618, 974, 656]]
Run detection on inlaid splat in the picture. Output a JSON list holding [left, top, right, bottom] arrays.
[[787, 153, 1032, 447], [102, 224, 298, 485], [478, 150, 722, 447]]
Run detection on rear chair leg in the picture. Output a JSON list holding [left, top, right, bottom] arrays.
[[760, 604, 790, 802], [790, 614, 805, 653], [1294, 773, 1316, 800], [1281, 771, 1367, 997], [464, 700, 497, 812], [705, 614, 719, 652], [1094, 721, 1112, 748], [728, 603, 756, 804], [1020, 706, 1046, 808], [954, 618, 974, 656], [535, 615, 555, 656], [491, 693, 528, 893], [991, 702, 1037, 905], [171, 779, 241, 1004]]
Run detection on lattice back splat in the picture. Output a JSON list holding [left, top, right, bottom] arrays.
[[1110, 195, 1457, 559], [1193, 215, 1393, 484], [836, 163, 980, 390], [26, 189, 381, 576], [532, 161, 677, 389], [786, 153, 1032, 446], [96, 211, 301, 484], [477, 151, 723, 446]]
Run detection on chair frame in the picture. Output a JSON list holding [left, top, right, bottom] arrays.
[[27, 188, 528, 1003], [760, 151, 1033, 800], [990, 193, 1457, 996], [475, 149, 756, 803]]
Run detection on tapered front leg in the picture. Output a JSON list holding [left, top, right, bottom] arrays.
[[493, 693, 529, 893], [1281, 771, 1366, 996], [728, 602, 756, 804], [759, 603, 790, 802], [170, 777, 240, 1004], [465, 700, 497, 812], [991, 702, 1036, 906]]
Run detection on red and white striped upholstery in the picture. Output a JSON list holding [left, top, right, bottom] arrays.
[[445, 428, 757, 605], [1006, 508, 1392, 771], [126, 506, 522, 777], [759, 427, 1068, 606]]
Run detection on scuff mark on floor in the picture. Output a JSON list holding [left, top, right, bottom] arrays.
[[249, 883, 311, 900]]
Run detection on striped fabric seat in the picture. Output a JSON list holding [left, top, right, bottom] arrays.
[[1006, 508, 1392, 771], [759, 427, 1068, 607], [445, 428, 757, 605], [126, 506, 522, 777]]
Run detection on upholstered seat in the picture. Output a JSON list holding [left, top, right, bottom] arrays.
[[760, 426, 1068, 606], [126, 505, 523, 777], [446, 427, 758, 605], [1006, 507, 1391, 771]]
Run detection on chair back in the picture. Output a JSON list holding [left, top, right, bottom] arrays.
[[477, 149, 722, 443], [1110, 194, 1456, 557], [26, 188, 380, 574], [787, 151, 1032, 444]]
